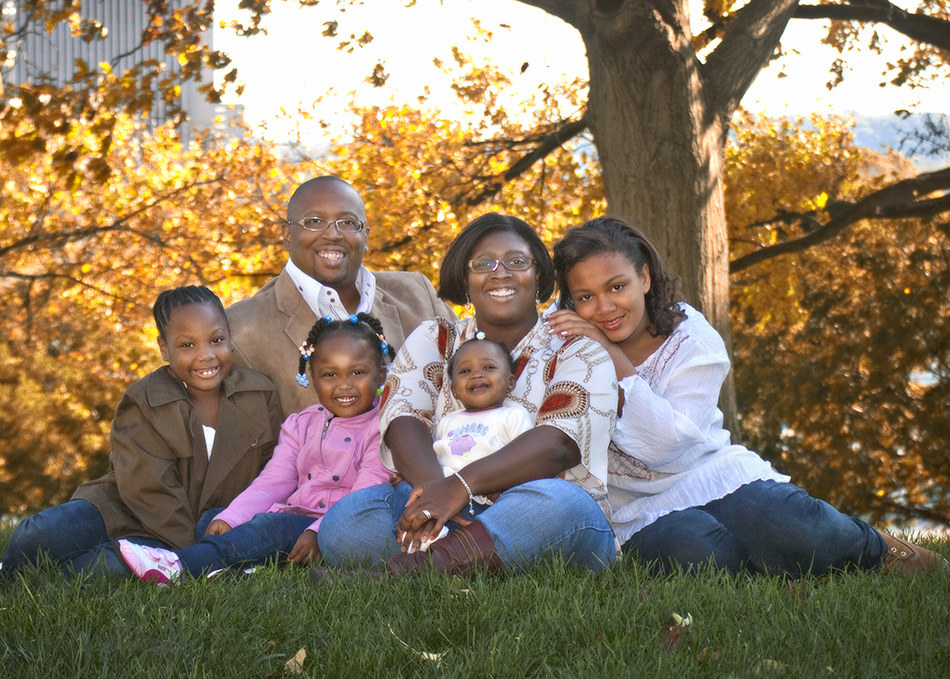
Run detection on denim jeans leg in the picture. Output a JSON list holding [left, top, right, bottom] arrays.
[[175, 513, 317, 576], [477, 478, 616, 573], [623, 507, 749, 575], [195, 508, 225, 540], [703, 479, 886, 576], [1, 499, 110, 575], [318, 482, 412, 567]]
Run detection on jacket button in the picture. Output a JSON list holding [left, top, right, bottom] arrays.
[[318, 501, 326, 508], [344, 437, 351, 442], [307, 473, 311, 480], [332, 475, 340, 481]]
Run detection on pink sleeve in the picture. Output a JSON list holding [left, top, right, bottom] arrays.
[[215, 414, 303, 529]]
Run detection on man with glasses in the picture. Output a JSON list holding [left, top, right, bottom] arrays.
[[227, 176, 454, 417]]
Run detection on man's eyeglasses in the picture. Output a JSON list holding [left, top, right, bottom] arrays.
[[467, 256, 536, 274], [288, 217, 366, 233]]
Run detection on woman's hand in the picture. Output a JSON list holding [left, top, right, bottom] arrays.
[[545, 309, 612, 349], [396, 476, 471, 553], [203, 519, 233, 536], [288, 529, 321, 565]]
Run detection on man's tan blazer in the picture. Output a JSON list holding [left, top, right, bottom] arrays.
[[227, 268, 455, 418]]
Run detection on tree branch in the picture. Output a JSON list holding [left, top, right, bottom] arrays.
[[461, 115, 588, 207], [794, 2, 950, 53], [0, 175, 226, 260], [703, 0, 801, 117], [872, 494, 950, 526], [376, 114, 589, 253], [513, 0, 580, 29], [730, 167, 950, 272]]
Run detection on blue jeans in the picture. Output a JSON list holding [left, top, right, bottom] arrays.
[[174, 513, 316, 576], [624, 480, 887, 576], [1, 499, 225, 578], [318, 478, 616, 573]]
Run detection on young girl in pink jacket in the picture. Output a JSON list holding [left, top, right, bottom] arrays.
[[117, 313, 392, 584]]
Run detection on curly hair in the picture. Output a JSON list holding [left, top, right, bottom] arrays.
[[552, 217, 685, 338]]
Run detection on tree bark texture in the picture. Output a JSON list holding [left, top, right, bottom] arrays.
[[518, 0, 801, 431]]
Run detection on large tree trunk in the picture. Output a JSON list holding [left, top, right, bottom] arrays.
[[519, 0, 800, 434], [581, 2, 738, 429], [580, 3, 732, 344], [531, 0, 736, 425]]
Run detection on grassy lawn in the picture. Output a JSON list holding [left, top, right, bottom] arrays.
[[1, 529, 948, 678]]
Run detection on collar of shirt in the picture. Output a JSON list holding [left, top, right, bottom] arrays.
[[284, 259, 377, 319]]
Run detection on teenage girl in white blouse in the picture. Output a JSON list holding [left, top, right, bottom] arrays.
[[546, 217, 946, 577]]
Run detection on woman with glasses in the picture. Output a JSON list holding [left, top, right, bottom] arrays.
[[312, 213, 618, 580]]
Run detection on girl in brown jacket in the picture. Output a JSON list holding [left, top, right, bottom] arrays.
[[1, 286, 282, 578]]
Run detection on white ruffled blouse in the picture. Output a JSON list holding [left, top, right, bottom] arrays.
[[608, 304, 788, 544]]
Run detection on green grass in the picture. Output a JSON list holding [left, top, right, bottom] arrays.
[[2, 529, 949, 678]]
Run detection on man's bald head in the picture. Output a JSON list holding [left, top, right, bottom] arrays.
[[287, 176, 366, 223]]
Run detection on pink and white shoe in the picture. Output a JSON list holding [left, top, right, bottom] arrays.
[[117, 540, 183, 586]]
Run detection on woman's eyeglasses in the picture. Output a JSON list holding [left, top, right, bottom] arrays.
[[467, 256, 535, 273]]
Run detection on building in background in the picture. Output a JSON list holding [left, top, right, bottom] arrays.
[[1, 0, 243, 139]]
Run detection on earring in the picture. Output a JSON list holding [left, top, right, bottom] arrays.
[[535, 288, 540, 305]]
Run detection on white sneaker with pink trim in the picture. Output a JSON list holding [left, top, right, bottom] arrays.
[[118, 540, 183, 586]]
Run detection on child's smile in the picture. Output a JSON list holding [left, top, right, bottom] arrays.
[[158, 303, 232, 398], [310, 334, 385, 418]]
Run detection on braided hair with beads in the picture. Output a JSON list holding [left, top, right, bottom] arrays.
[[296, 313, 391, 388]]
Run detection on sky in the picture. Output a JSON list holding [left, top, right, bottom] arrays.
[[213, 0, 949, 142]]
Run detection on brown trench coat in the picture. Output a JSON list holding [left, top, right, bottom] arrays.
[[72, 365, 283, 550]]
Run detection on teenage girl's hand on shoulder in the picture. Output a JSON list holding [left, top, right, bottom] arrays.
[[545, 309, 612, 348], [288, 529, 321, 565], [545, 309, 637, 380], [204, 519, 233, 536]]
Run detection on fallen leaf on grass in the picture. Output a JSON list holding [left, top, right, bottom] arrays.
[[583, 631, 603, 649], [284, 648, 306, 674], [671, 612, 692, 626], [751, 658, 787, 674], [388, 624, 446, 666], [785, 579, 811, 601], [662, 612, 692, 651]]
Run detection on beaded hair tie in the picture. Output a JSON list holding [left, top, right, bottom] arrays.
[[296, 314, 391, 388]]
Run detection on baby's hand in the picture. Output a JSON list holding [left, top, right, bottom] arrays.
[[204, 519, 233, 536]]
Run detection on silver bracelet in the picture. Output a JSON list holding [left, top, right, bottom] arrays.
[[451, 469, 475, 516]]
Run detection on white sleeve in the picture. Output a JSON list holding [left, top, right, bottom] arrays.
[[613, 334, 730, 469]]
